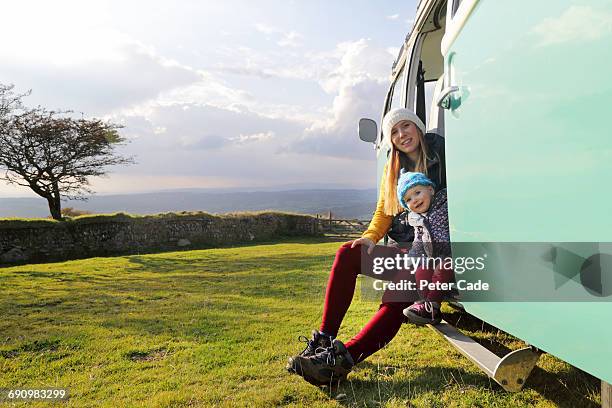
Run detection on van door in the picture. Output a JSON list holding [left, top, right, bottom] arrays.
[[440, 0, 612, 383]]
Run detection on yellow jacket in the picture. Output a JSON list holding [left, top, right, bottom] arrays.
[[361, 165, 392, 243]]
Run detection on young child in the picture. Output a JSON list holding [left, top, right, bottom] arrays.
[[396, 171, 454, 325]]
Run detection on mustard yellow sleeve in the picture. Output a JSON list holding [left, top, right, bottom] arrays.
[[361, 165, 393, 243]]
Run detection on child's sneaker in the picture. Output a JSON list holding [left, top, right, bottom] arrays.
[[403, 301, 441, 325]]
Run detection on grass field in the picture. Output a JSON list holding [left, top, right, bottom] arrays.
[[0, 239, 601, 407]]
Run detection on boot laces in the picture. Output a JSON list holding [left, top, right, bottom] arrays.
[[312, 345, 337, 366], [297, 334, 318, 356], [297, 332, 330, 356]]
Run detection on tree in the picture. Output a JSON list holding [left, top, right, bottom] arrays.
[[0, 84, 26, 120], [0, 107, 133, 220]]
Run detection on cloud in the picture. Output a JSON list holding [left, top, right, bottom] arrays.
[[531, 6, 612, 47], [386, 47, 401, 60], [254, 23, 282, 35], [0, 2, 396, 196], [285, 39, 392, 159], [102, 102, 376, 192], [155, 72, 256, 112], [254, 23, 303, 48], [0, 2, 201, 115], [115, 103, 300, 154], [278, 31, 304, 48], [229, 131, 275, 144], [214, 65, 276, 79], [190, 39, 393, 160], [1, 43, 201, 115], [387, 14, 400, 20]]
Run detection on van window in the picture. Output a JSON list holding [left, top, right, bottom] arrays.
[[388, 66, 406, 111], [451, 0, 462, 17], [413, 80, 438, 129]]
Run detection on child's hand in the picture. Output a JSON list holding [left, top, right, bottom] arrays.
[[351, 237, 375, 255]]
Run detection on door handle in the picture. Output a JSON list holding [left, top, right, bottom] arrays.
[[437, 86, 460, 109]]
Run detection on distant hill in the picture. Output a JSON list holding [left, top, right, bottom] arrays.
[[0, 189, 377, 220]]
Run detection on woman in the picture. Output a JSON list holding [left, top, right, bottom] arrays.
[[287, 108, 447, 386]]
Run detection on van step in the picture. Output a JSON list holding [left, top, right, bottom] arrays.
[[429, 320, 542, 392]]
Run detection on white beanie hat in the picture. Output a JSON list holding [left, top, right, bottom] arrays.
[[382, 108, 426, 144]]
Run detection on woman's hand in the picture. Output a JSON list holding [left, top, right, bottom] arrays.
[[351, 237, 375, 255]]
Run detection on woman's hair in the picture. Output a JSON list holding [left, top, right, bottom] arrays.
[[383, 128, 430, 215]]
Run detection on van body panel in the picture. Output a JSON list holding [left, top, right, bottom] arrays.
[[443, 0, 612, 383]]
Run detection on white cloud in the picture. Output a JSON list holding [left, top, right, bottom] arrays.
[[254, 23, 303, 48], [278, 31, 304, 48], [114, 103, 300, 155], [97, 102, 376, 192], [229, 131, 275, 144], [195, 38, 393, 159], [155, 72, 256, 111], [254, 23, 282, 35], [0, 2, 201, 115], [386, 47, 401, 60], [387, 14, 400, 20], [0, 3, 393, 196], [532, 6, 612, 47], [286, 39, 392, 158]]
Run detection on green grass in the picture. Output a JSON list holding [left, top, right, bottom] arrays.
[[0, 239, 600, 407]]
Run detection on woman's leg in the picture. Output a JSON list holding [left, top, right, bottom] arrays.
[[319, 242, 404, 337], [319, 242, 414, 363], [319, 242, 362, 337], [343, 265, 416, 364], [344, 300, 410, 363]]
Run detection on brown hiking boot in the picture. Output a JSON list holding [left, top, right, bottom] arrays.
[[286, 329, 333, 373], [289, 339, 355, 386]]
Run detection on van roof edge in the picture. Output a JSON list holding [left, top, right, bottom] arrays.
[[391, 0, 440, 77]]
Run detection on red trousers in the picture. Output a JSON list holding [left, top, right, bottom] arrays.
[[319, 242, 415, 363]]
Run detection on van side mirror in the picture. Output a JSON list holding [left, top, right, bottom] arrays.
[[358, 118, 378, 144]]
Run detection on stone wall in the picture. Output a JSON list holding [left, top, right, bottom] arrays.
[[0, 212, 319, 265]]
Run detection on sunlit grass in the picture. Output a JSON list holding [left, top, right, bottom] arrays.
[[0, 239, 600, 407]]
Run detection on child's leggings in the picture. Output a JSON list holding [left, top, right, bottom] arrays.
[[414, 264, 455, 302]]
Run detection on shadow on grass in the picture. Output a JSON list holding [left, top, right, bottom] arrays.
[[126, 251, 333, 275], [325, 362, 599, 408], [0, 235, 338, 268], [330, 364, 492, 407]]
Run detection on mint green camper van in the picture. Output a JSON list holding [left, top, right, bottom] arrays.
[[358, 0, 612, 399]]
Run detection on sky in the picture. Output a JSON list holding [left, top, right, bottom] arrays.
[[0, 0, 417, 197]]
